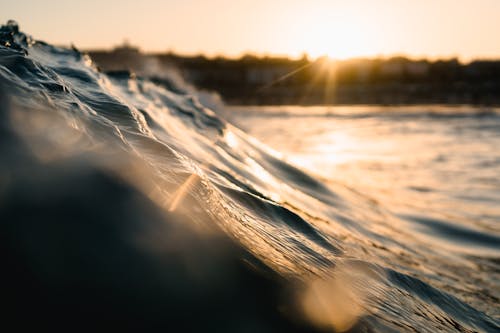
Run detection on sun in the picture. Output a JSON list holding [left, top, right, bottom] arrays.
[[306, 39, 370, 60], [303, 20, 375, 59], [290, 4, 381, 60]]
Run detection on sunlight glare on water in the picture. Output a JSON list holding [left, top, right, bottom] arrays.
[[226, 105, 500, 317]]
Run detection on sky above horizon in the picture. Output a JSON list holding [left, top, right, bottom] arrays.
[[1, 0, 500, 60]]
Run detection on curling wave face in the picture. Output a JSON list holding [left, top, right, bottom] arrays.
[[0, 21, 498, 332]]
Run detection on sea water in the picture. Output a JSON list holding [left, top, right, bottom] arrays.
[[1, 21, 499, 332]]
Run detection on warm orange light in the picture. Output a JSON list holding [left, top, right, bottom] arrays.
[[290, 3, 385, 60], [3, 1, 500, 60]]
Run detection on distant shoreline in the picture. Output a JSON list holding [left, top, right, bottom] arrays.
[[87, 48, 500, 107]]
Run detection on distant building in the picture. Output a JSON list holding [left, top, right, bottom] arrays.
[[380, 59, 405, 76], [356, 62, 373, 82], [113, 40, 140, 56], [406, 61, 429, 76], [246, 66, 291, 85]]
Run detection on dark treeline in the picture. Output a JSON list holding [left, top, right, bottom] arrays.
[[89, 46, 500, 105]]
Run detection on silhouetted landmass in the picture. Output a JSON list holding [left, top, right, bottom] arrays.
[[88, 46, 500, 105]]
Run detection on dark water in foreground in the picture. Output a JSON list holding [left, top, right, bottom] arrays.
[[0, 22, 499, 332]]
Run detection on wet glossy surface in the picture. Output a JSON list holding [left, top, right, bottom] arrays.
[[1, 21, 499, 332]]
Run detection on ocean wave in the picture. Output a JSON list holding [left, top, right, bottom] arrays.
[[0, 21, 498, 332]]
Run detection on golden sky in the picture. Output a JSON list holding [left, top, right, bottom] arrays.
[[2, 0, 500, 60]]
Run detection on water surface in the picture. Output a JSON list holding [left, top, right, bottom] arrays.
[[1, 21, 499, 332]]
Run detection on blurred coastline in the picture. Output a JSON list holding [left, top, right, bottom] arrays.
[[88, 44, 500, 106]]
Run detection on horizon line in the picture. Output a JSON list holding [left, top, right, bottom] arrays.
[[80, 44, 500, 63]]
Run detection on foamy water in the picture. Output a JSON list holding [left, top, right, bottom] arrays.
[[0, 21, 498, 332]]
